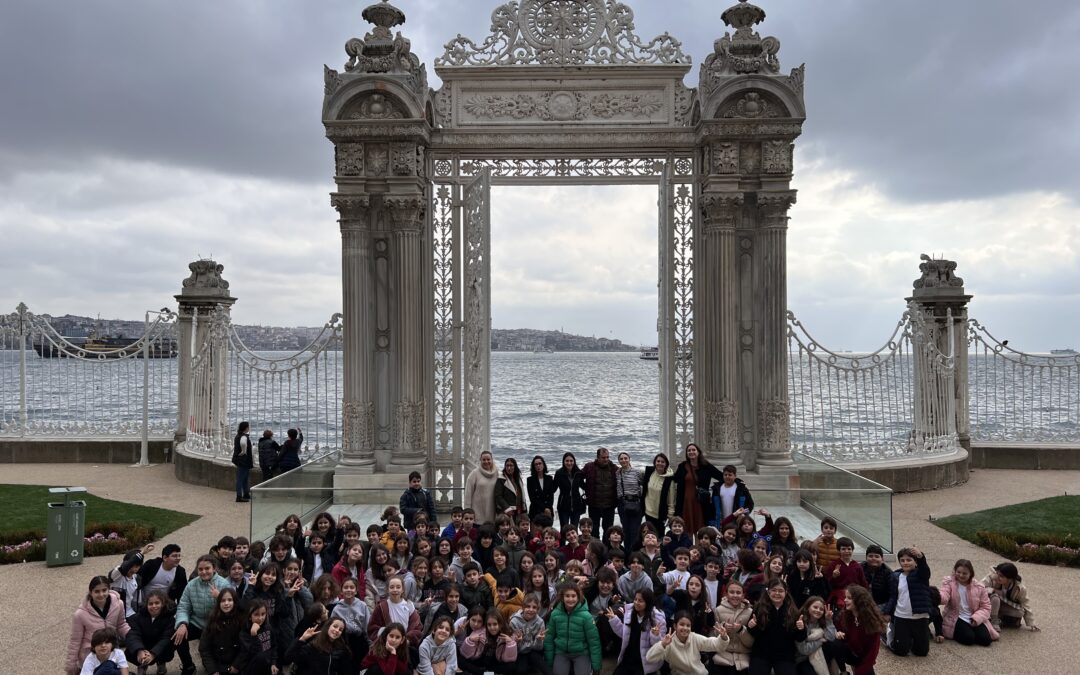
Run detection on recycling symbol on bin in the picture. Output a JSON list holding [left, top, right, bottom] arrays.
[[71, 549, 79, 557]]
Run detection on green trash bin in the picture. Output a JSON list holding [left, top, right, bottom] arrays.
[[46, 487, 87, 568]]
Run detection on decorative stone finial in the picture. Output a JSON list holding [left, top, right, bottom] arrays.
[[721, 0, 767, 29], [702, 0, 782, 85], [177, 259, 235, 302], [333, 0, 428, 97], [913, 254, 965, 292]]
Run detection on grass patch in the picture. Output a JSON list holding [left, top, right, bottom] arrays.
[[934, 495, 1080, 567], [0, 484, 199, 536], [0, 485, 199, 563]]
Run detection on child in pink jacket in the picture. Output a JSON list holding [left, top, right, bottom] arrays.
[[66, 577, 131, 674], [938, 559, 998, 647]]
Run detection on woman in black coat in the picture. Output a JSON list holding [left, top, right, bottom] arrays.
[[641, 453, 676, 539], [526, 455, 556, 519], [671, 443, 723, 535], [552, 452, 585, 528]]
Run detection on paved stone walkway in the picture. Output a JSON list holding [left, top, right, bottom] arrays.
[[2, 463, 1076, 673]]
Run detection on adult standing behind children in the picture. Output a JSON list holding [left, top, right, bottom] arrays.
[[399, 471, 437, 531], [494, 458, 527, 519], [465, 450, 499, 525], [258, 429, 281, 481], [642, 454, 676, 537], [553, 452, 586, 528], [582, 447, 619, 535], [527, 455, 556, 519], [277, 426, 304, 473], [672, 444, 723, 535], [232, 421, 253, 502], [615, 451, 644, 552]]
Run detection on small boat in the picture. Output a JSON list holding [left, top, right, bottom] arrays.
[[532, 347, 554, 353], [1050, 348, 1078, 355], [639, 347, 659, 361]]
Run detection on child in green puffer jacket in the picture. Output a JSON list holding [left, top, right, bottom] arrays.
[[545, 584, 601, 675]]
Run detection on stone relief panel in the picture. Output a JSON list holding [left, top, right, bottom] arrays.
[[344, 93, 406, 120], [762, 140, 793, 174], [718, 92, 787, 119], [712, 142, 739, 174], [757, 398, 791, 450], [336, 143, 365, 176], [739, 142, 761, 174], [391, 142, 418, 176], [458, 89, 667, 124], [366, 144, 389, 177]]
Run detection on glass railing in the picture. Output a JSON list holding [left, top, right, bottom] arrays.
[[250, 461, 465, 542], [250, 452, 891, 553], [728, 454, 893, 554]]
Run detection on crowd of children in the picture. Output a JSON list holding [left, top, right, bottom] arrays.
[[65, 463, 1039, 675]]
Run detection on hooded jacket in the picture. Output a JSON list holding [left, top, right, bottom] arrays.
[[464, 465, 499, 525], [124, 605, 175, 664], [417, 633, 459, 675], [285, 636, 353, 675], [545, 600, 602, 671], [711, 597, 754, 670], [646, 631, 729, 675], [939, 575, 999, 641], [460, 628, 519, 662], [65, 590, 131, 674], [495, 587, 526, 623]]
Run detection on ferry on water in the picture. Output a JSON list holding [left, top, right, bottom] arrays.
[[639, 347, 659, 361], [33, 335, 178, 359]]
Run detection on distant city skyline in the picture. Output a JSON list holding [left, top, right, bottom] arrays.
[[1, 1, 1078, 352]]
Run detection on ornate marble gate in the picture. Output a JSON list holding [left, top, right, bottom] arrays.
[[323, 0, 807, 503]]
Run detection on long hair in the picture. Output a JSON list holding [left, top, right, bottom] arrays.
[[752, 579, 798, 630], [651, 453, 671, 474], [503, 458, 525, 493], [142, 588, 175, 614], [368, 544, 392, 581], [529, 566, 552, 607], [254, 561, 284, 593], [312, 616, 350, 655], [205, 588, 242, 638], [792, 549, 818, 580], [560, 452, 579, 474], [842, 586, 886, 634], [684, 443, 710, 467], [633, 588, 658, 628], [797, 595, 828, 628], [773, 517, 796, 545], [86, 575, 111, 601], [530, 455, 549, 478], [370, 622, 408, 659], [484, 607, 509, 636]]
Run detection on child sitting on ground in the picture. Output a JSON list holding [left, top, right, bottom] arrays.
[[80, 628, 129, 675]]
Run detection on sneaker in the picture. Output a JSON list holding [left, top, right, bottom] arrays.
[[236, 496, 249, 502]]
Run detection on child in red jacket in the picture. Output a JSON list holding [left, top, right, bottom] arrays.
[[833, 586, 886, 675], [824, 537, 867, 610], [361, 622, 410, 675]]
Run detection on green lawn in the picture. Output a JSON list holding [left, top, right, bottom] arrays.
[[0, 484, 199, 536], [934, 495, 1080, 542]]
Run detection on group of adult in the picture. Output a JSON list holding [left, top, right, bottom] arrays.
[[462, 444, 753, 550]]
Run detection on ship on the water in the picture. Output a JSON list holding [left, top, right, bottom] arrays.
[[33, 335, 178, 359], [1050, 348, 1078, 355]]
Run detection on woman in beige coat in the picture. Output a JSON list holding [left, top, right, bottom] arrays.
[[464, 450, 499, 525]]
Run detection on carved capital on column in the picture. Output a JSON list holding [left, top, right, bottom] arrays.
[[393, 399, 427, 452], [701, 193, 744, 232], [704, 399, 739, 455], [757, 398, 791, 451], [385, 196, 426, 234], [332, 193, 372, 229], [756, 190, 797, 229], [343, 400, 376, 459]]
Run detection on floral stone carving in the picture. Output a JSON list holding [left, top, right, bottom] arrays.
[[762, 140, 792, 173], [179, 260, 231, 299], [336, 144, 365, 176], [462, 90, 664, 122], [436, 0, 689, 67], [914, 255, 965, 289]]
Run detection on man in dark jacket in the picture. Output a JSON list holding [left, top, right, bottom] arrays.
[[399, 471, 437, 530], [581, 447, 618, 535], [257, 429, 281, 481]]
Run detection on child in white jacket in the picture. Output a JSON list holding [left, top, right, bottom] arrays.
[[646, 612, 728, 675]]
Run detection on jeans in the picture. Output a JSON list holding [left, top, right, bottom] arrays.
[[235, 465, 251, 498], [552, 653, 592, 675], [618, 506, 642, 552]]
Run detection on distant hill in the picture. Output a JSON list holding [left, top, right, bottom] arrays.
[[36, 313, 638, 352]]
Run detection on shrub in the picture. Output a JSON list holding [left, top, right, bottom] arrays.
[[0, 521, 156, 565], [974, 531, 1080, 568]]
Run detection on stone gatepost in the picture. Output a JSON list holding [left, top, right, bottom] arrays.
[[696, 0, 805, 472], [323, 0, 433, 501], [908, 255, 972, 450], [174, 260, 236, 447]]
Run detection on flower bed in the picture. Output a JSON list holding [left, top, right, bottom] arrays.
[[975, 531, 1080, 568], [0, 522, 156, 565]]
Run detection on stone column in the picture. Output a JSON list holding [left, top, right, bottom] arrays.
[[700, 193, 743, 465], [386, 195, 428, 468], [754, 191, 796, 467], [907, 256, 972, 450], [174, 260, 235, 448], [335, 194, 377, 471]]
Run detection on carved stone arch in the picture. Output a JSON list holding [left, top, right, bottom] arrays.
[[706, 76, 805, 120], [324, 79, 426, 122]]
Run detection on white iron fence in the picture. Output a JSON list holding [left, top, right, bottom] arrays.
[[182, 307, 344, 460], [0, 303, 177, 443], [968, 320, 1080, 443], [787, 304, 961, 462]]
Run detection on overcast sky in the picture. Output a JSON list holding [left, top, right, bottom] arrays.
[[1, 0, 1078, 350]]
